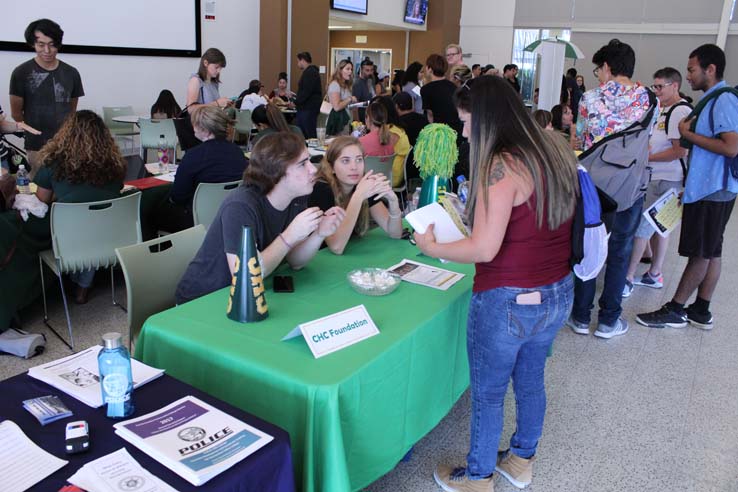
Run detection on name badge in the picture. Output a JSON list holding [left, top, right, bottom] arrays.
[[282, 305, 379, 358]]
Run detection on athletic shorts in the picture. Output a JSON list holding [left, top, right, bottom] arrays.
[[679, 198, 735, 258]]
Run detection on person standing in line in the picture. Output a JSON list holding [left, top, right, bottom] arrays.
[[353, 59, 376, 122], [295, 51, 323, 139], [326, 59, 356, 136], [10, 18, 84, 179], [503, 64, 521, 93], [402, 61, 424, 115], [622, 67, 691, 298], [446, 43, 464, 72], [420, 76, 578, 492], [636, 45, 738, 330], [567, 39, 655, 339], [471, 64, 481, 78]]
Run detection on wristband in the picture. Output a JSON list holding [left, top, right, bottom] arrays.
[[278, 233, 293, 249]]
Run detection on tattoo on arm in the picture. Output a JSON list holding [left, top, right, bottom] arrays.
[[487, 156, 506, 186]]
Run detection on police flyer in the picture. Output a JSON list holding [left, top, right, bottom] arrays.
[[113, 396, 273, 486]]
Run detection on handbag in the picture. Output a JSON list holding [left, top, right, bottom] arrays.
[[326, 109, 350, 136], [173, 86, 205, 151], [320, 96, 332, 115]]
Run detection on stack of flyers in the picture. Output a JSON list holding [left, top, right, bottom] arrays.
[[23, 395, 73, 425]]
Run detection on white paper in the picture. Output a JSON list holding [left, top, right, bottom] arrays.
[[144, 163, 178, 176], [0, 420, 68, 492], [412, 84, 422, 97], [155, 171, 177, 182], [282, 305, 379, 358], [28, 346, 165, 408], [114, 395, 273, 486], [69, 448, 176, 492], [387, 259, 465, 291], [406, 202, 466, 243], [642, 187, 682, 238]]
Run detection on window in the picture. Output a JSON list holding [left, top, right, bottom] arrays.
[[512, 28, 571, 102]]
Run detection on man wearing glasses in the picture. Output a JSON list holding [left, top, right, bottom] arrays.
[[445, 44, 463, 70], [10, 19, 84, 178]]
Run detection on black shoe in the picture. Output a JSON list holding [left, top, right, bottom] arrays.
[[685, 305, 714, 330], [636, 304, 687, 329]]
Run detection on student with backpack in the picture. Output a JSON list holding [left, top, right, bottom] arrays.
[[623, 68, 692, 298], [568, 39, 657, 339], [637, 44, 738, 330]]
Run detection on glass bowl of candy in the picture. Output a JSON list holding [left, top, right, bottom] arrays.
[[347, 268, 401, 296]]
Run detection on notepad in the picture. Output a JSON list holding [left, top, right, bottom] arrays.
[[0, 420, 68, 492]]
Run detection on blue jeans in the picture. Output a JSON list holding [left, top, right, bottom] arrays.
[[572, 196, 643, 326], [466, 274, 573, 479], [70, 269, 95, 288]]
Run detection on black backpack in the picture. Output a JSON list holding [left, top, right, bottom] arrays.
[[663, 100, 693, 184]]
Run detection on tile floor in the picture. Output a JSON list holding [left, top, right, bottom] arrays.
[[3, 218, 737, 492]]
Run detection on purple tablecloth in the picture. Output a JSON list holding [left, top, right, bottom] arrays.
[[1, 372, 295, 492]]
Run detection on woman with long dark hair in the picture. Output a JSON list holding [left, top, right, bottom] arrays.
[[415, 76, 579, 491], [150, 90, 182, 119], [402, 61, 424, 114]]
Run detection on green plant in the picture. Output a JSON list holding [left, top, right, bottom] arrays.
[[413, 123, 458, 179]]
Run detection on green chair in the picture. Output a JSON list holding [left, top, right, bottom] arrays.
[[39, 193, 142, 349], [192, 180, 242, 229], [116, 225, 206, 350], [139, 118, 178, 164], [102, 106, 139, 136], [393, 146, 412, 195], [364, 154, 395, 185], [233, 109, 252, 144]]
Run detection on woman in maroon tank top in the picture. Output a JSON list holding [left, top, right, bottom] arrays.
[[416, 76, 579, 491]]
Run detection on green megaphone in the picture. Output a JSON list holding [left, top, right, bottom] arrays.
[[227, 226, 269, 323]]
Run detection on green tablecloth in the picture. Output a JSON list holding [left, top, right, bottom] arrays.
[[136, 229, 474, 491]]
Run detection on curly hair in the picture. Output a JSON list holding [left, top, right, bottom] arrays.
[[39, 110, 126, 186]]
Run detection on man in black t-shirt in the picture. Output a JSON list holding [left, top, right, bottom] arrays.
[[9, 19, 84, 178], [394, 91, 428, 182], [295, 51, 323, 140], [420, 54, 462, 135], [503, 64, 521, 93]]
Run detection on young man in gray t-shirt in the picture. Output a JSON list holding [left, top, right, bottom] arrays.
[[9, 19, 84, 177]]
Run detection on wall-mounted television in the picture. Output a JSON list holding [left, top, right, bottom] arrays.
[[331, 0, 368, 15], [404, 0, 429, 25]]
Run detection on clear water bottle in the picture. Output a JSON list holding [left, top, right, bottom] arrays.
[[411, 187, 421, 210], [16, 164, 31, 194], [157, 134, 169, 173], [98, 332, 134, 418], [456, 175, 469, 205]]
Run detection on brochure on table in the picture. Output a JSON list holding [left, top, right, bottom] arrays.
[[28, 345, 164, 408], [282, 304, 380, 358], [0, 420, 68, 492], [388, 259, 465, 291], [114, 395, 273, 486], [643, 188, 682, 237], [69, 448, 176, 492]]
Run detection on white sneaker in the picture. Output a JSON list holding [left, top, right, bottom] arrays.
[[622, 279, 634, 298], [566, 316, 590, 335], [594, 317, 629, 339]]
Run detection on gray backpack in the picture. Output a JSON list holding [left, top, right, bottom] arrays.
[[578, 89, 658, 212]]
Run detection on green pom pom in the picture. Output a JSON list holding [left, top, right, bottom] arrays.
[[413, 123, 458, 179]]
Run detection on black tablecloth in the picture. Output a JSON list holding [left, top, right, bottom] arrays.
[[0, 372, 295, 492]]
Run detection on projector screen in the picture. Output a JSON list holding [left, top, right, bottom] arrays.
[[0, 0, 201, 57]]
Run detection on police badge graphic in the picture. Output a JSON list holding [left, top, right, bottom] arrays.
[[178, 426, 206, 442]]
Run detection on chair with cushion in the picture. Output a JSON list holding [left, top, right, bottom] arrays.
[[39, 192, 142, 349], [363, 154, 395, 185], [192, 180, 242, 229], [116, 225, 206, 349], [138, 118, 178, 164]]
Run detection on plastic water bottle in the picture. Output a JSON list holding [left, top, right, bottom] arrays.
[[98, 332, 134, 418], [157, 134, 169, 173], [456, 175, 469, 204], [16, 164, 31, 194], [411, 188, 421, 210]]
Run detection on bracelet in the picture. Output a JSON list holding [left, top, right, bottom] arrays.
[[388, 210, 402, 219], [278, 233, 293, 249]]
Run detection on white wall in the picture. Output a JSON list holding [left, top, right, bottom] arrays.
[[330, 0, 426, 31], [459, 0, 516, 69], [0, 1, 259, 119]]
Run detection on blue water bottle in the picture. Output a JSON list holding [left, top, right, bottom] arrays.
[[98, 332, 134, 418]]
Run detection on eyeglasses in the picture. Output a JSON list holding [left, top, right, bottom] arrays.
[[650, 82, 673, 91], [446, 52, 460, 58], [592, 66, 601, 77]]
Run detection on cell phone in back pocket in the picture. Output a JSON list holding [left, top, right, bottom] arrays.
[[515, 291, 541, 305], [273, 275, 295, 293]]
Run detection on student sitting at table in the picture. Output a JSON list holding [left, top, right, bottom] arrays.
[[153, 105, 247, 235], [268, 72, 296, 108], [150, 89, 182, 120], [251, 103, 304, 144], [175, 132, 345, 304], [308, 136, 402, 254], [35, 110, 127, 304]]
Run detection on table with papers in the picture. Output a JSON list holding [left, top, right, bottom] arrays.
[[136, 228, 475, 492], [0, 372, 295, 492]]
